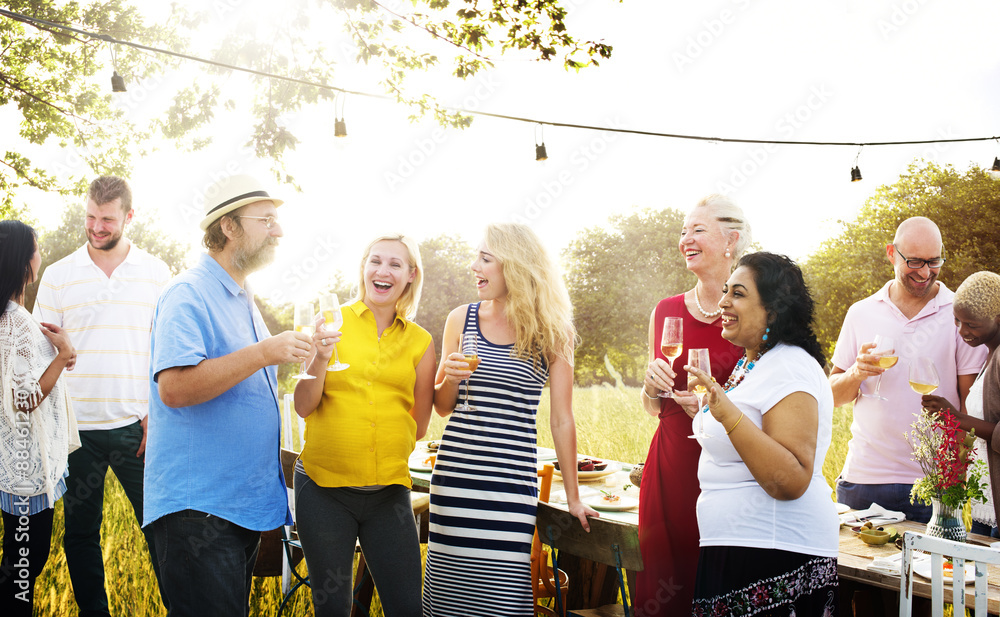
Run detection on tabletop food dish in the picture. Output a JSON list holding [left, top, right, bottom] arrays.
[[554, 461, 621, 481], [913, 559, 976, 584], [586, 494, 639, 512]]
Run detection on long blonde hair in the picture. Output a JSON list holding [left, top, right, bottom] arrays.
[[355, 234, 424, 320], [485, 223, 575, 368]]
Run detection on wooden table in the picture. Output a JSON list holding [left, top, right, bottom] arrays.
[[838, 519, 1000, 615]]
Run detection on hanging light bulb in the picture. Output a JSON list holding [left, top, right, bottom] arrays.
[[334, 92, 349, 141], [334, 118, 348, 137], [992, 157, 1000, 173], [535, 123, 548, 161], [109, 43, 126, 93], [850, 146, 863, 182], [111, 71, 126, 92]]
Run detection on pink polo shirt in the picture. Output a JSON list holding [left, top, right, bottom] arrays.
[[833, 281, 987, 484]]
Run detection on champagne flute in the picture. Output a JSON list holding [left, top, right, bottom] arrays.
[[292, 301, 316, 380], [319, 293, 349, 372], [862, 335, 896, 400], [658, 317, 683, 398], [909, 357, 939, 395], [686, 348, 712, 440], [454, 333, 479, 412]]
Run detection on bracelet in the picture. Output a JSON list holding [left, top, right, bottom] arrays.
[[726, 412, 745, 435], [641, 386, 659, 400]]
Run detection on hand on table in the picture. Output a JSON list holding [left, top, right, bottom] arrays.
[[567, 497, 599, 532]]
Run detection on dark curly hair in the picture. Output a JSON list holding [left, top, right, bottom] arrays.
[[736, 252, 826, 367]]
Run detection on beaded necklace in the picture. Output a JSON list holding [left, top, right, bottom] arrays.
[[693, 286, 722, 318], [722, 348, 768, 393]]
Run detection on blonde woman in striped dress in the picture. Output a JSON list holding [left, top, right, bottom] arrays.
[[422, 223, 597, 617]]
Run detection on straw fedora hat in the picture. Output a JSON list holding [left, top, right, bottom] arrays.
[[199, 174, 284, 231]]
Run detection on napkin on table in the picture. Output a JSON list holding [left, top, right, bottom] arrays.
[[840, 502, 906, 526]]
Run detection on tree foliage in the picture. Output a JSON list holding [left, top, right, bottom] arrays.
[[413, 233, 478, 361], [564, 208, 695, 386], [1, 0, 613, 202], [802, 161, 1000, 359]]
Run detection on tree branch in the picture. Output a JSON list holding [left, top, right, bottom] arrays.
[[0, 73, 99, 127]]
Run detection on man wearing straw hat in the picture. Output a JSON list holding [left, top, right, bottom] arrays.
[[143, 174, 311, 616]]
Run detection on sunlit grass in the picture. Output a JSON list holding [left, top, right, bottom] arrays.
[[6, 387, 851, 616]]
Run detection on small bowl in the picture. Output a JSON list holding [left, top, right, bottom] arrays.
[[859, 530, 891, 545]]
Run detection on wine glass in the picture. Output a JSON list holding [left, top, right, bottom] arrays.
[[454, 333, 479, 412], [319, 293, 349, 372], [909, 357, 939, 396], [292, 301, 316, 380], [658, 317, 683, 398], [686, 348, 712, 440], [862, 335, 896, 400]]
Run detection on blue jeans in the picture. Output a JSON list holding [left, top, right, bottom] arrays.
[[294, 472, 421, 617], [151, 510, 260, 617], [836, 479, 932, 524]]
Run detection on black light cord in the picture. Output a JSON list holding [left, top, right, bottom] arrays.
[[2, 7, 999, 148]]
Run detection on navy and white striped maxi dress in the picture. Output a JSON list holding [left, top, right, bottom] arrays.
[[422, 302, 549, 617]]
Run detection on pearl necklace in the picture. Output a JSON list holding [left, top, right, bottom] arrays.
[[722, 349, 767, 392], [694, 287, 722, 318]]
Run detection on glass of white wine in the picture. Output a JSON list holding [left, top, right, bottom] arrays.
[[658, 317, 683, 398], [862, 335, 896, 400], [292, 301, 316, 380], [319, 293, 349, 372], [686, 348, 712, 440], [454, 333, 479, 412], [909, 357, 939, 396]]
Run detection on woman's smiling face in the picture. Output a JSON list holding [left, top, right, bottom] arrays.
[[719, 265, 770, 353], [362, 240, 414, 310]]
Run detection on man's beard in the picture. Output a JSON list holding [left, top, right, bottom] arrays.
[[88, 228, 123, 251], [232, 236, 278, 274]]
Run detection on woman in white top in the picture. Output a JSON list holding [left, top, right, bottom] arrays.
[[922, 271, 1000, 537], [0, 220, 77, 617], [687, 252, 838, 616]]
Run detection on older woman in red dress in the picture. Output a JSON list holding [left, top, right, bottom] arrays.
[[636, 195, 750, 616]]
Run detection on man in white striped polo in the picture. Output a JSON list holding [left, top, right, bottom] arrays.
[[33, 176, 170, 616]]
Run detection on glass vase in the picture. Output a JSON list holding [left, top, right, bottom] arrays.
[[924, 498, 967, 543]]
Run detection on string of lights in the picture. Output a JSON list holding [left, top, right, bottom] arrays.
[[2, 6, 999, 179]]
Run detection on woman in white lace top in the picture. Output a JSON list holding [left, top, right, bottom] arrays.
[[0, 220, 78, 616]]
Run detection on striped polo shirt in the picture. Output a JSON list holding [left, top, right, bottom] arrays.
[[33, 242, 171, 430]]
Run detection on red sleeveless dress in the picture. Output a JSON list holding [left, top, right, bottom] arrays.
[[635, 295, 741, 617]]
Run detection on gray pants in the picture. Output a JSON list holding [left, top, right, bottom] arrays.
[[294, 471, 422, 617]]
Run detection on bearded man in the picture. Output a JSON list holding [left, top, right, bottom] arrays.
[[143, 174, 310, 617]]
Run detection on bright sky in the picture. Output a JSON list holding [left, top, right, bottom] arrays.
[[10, 0, 1000, 307]]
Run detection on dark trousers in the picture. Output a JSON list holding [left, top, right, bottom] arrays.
[[0, 507, 55, 617], [62, 423, 165, 616], [152, 510, 261, 617]]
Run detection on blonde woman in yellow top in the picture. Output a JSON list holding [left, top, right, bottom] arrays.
[[422, 223, 597, 616], [293, 234, 435, 617]]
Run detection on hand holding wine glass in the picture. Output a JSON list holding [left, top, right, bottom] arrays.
[[657, 317, 683, 398], [861, 335, 896, 400], [319, 293, 349, 372], [686, 348, 712, 440], [292, 301, 317, 380], [454, 333, 479, 412]]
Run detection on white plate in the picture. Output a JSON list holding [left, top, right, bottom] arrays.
[[913, 560, 975, 585], [586, 494, 639, 512], [553, 461, 622, 481], [836, 503, 851, 514]]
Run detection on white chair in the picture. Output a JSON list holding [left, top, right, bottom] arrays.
[[898, 530, 1000, 617]]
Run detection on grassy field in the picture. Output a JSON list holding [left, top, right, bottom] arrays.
[[4, 386, 853, 616]]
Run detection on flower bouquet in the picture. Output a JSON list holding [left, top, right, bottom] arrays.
[[907, 410, 988, 541]]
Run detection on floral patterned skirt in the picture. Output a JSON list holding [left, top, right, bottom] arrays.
[[691, 546, 837, 616]]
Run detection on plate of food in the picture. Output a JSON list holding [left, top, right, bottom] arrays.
[[835, 502, 851, 514], [421, 440, 440, 452], [586, 492, 639, 512], [553, 458, 621, 480], [913, 558, 975, 584]]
